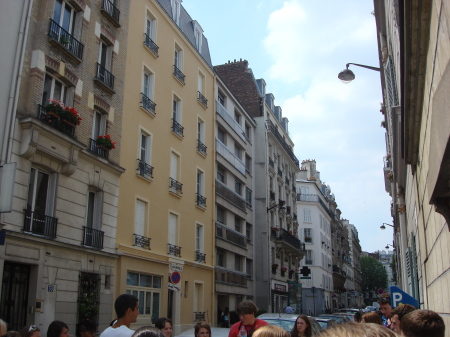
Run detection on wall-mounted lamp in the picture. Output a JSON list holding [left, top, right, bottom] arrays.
[[385, 244, 395, 249], [267, 201, 286, 213], [380, 223, 394, 230], [338, 63, 380, 84]]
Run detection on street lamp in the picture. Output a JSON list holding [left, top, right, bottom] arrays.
[[380, 223, 394, 230], [385, 244, 395, 249], [338, 63, 381, 84], [267, 201, 286, 213]]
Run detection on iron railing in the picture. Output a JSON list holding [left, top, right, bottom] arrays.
[[23, 209, 57, 238], [172, 119, 184, 137], [216, 139, 245, 175], [173, 65, 185, 84], [197, 140, 207, 155], [101, 0, 120, 25], [169, 178, 183, 194], [48, 19, 84, 59], [95, 63, 115, 90], [266, 119, 299, 167], [167, 243, 181, 257], [215, 100, 246, 141], [194, 312, 206, 322], [196, 193, 206, 208], [215, 180, 246, 211], [82, 226, 104, 249], [88, 138, 109, 159], [133, 234, 151, 249], [195, 250, 206, 263], [144, 33, 159, 56], [137, 159, 153, 179], [37, 105, 76, 138], [197, 91, 208, 108], [215, 268, 247, 286], [215, 222, 246, 248], [141, 93, 156, 115]]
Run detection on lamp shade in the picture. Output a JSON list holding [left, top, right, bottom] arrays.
[[338, 68, 355, 84]]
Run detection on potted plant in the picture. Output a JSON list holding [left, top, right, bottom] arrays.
[[288, 229, 293, 235], [272, 263, 279, 269], [305, 236, 312, 242], [45, 99, 81, 126], [272, 227, 279, 231], [387, 172, 394, 181], [281, 267, 288, 272], [96, 135, 116, 150]]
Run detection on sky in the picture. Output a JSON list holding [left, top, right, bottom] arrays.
[[182, 0, 393, 253]]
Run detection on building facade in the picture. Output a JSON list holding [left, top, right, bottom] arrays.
[[0, 0, 129, 333]]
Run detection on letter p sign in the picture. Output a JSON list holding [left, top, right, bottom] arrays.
[[389, 286, 419, 309], [392, 292, 402, 307]]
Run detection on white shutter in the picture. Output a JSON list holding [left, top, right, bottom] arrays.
[[170, 152, 178, 179], [135, 200, 146, 236], [168, 213, 177, 245]]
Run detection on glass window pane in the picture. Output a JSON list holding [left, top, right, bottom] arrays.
[[127, 272, 139, 286], [152, 292, 160, 323], [145, 292, 151, 315], [153, 276, 162, 288], [138, 291, 144, 314], [140, 274, 152, 288]]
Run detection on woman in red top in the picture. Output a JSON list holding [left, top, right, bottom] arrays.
[[228, 300, 269, 337]]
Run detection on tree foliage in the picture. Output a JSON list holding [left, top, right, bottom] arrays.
[[360, 256, 388, 292]]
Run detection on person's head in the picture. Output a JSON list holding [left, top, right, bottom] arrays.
[[390, 304, 416, 333], [237, 300, 258, 325], [115, 294, 139, 322], [132, 327, 165, 337], [194, 322, 211, 337], [47, 321, 69, 337], [20, 325, 40, 337], [377, 295, 392, 319], [361, 312, 382, 325], [76, 319, 96, 337], [6, 331, 21, 337], [154, 318, 172, 337], [317, 323, 397, 337], [253, 325, 289, 337], [0, 320, 7, 336], [291, 315, 311, 337], [400, 309, 445, 337]]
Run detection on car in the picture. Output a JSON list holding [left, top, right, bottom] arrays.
[[175, 327, 229, 337], [333, 312, 359, 322], [256, 313, 323, 336], [317, 314, 350, 324], [365, 306, 378, 312], [313, 318, 338, 330]]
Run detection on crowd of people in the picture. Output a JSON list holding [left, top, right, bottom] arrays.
[[0, 294, 445, 337]]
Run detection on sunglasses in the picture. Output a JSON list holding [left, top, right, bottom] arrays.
[[29, 326, 37, 332]]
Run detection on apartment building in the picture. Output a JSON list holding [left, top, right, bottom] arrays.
[[346, 224, 362, 307], [116, 0, 215, 333], [0, 0, 129, 333], [214, 75, 256, 319], [215, 60, 304, 313]]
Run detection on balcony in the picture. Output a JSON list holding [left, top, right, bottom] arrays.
[[266, 119, 299, 167], [269, 158, 275, 169], [169, 177, 183, 195], [197, 91, 208, 108], [197, 139, 207, 156], [195, 250, 206, 263], [173, 65, 185, 84], [172, 119, 184, 138], [137, 159, 153, 180], [216, 139, 245, 175], [196, 193, 207, 208], [215, 267, 247, 286], [143, 33, 159, 57], [88, 138, 109, 160], [216, 222, 247, 248], [37, 105, 76, 138], [48, 19, 84, 61], [133, 234, 151, 249], [23, 209, 57, 238], [101, 0, 120, 27], [297, 193, 334, 218], [82, 226, 104, 249], [277, 168, 283, 177], [140, 93, 156, 116], [273, 228, 306, 257], [215, 100, 246, 141], [305, 259, 313, 265], [167, 243, 181, 257], [215, 180, 246, 211], [194, 312, 206, 322], [95, 63, 115, 93]]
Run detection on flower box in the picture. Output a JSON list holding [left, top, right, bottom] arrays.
[[45, 99, 82, 125], [96, 135, 116, 150], [281, 267, 288, 272], [272, 263, 279, 269]]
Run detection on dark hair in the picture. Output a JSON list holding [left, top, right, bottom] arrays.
[[317, 323, 397, 337], [132, 327, 165, 337], [377, 293, 390, 305], [47, 321, 68, 337], [194, 322, 211, 337], [223, 307, 229, 315], [361, 312, 382, 325], [291, 315, 311, 337], [237, 300, 258, 316], [400, 310, 445, 337], [391, 304, 416, 321], [154, 318, 172, 330], [76, 319, 96, 337], [7, 332, 21, 337], [20, 325, 40, 337], [115, 294, 139, 319]]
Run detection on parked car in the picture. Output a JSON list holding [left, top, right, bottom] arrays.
[[176, 328, 229, 337], [333, 312, 359, 322], [313, 318, 338, 329], [318, 314, 350, 324], [257, 313, 323, 336], [365, 306, 378, 312]]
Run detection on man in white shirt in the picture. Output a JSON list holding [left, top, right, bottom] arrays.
[[100, 294, 139, 337]]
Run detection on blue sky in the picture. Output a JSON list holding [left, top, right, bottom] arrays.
[[183, 0, 393, 253]]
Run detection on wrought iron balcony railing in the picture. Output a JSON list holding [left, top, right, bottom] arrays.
[[197, 139, 207, 155], [196, 193, 207, 208], [101, 0, 120, 25], [88, 138, 109, 160], [48, 19, 84, 60], [195, 250, 206, 263], [266, 119, 299, 167], [305, 259, 313, 265], [141, 93, 156, 115], [137, 159, 154, 179], [167, 243, 181, 257], [173, 65, 185, 84], [133, 234, 151, 249], [144, 33, 159, 56], [82, 226, 104, 249], [194, 312, 206, 322], [95, 63, 115, 90], [23, 209, 57, 238], [172, 119, 184, 137], [37, 105, 76, 138], [169, 178, 183, 195], [197, 91, 208, 108]]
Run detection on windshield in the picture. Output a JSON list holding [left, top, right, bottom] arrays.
[[263, 319, 295, 332]]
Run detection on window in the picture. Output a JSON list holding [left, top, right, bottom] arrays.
[[217, 248, 225, 267], [92, 110, 107, 139], [86, 190, 103, 230], [304, 228, 312, 243], [234, 216, 241, 233], [146, 13, 156, 41], [234, 254, 241, 271], [217, 91, 225, 106], [305, 250, 313, 265], [168, 212, 178, 245], [42, 74, 68, 106], [52, 0, 76, 35], [245, 187, 252, 206], [245, 155, 252, 173], [245, 123, 251, 140], [217, 206, 225, 224], [234, 145, 242, 160], [217, 166, 225, 183], [134, 199, 146, 236], [171, 0, 181, 25], [246, 259, 252, 277], [300, 186, 310, 201], [303, 208, 311, 223], [217, 128, 226, 144], [138, 132, 152, 179], [97, 39, 114, 89], [26, 168, 56, 217], [234, 111, 241, 125], [126, 272, 161, 322], [193, 21, 203, 51], [174, 45, 183, 71], [197, 118, 206, 155], [196, 224, 204, 252], [172, 97, 183, 137], [198, 72, 207, 107], [142, 70, 155, 113], [234, 179, 242, 195], [246, 223, 252, 243], [196, 170, 206, 207], [170, 152, 180, 183]]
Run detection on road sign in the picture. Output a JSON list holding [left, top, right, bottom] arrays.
[[300, 276, 311, 279], [390, 286, 419, 308], [170, 271, 181, 284], [167, 282, 180, 292], [170, 263, 183, 272], [300, 266, 311, 276]]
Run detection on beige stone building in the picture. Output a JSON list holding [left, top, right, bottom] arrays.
[[0, 0, 129, 333], [116, 0, 215, 332], [374, 0, 450, 330]]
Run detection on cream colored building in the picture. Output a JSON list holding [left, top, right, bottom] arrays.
[[117, 0, 215, 333], [374, 0, 450, 331]]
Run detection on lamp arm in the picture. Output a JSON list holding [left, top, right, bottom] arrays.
[[346, 63, 380, 72]]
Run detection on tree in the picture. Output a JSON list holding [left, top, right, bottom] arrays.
[[360, 255, 388, 293]]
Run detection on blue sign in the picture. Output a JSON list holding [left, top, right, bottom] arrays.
[[390, 286, 419, 308]]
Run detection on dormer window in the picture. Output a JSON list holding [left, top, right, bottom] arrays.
[[192, 20, 203, 51], [171, 0, 182, 25]]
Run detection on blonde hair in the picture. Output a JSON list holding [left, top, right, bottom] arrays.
[[0, 320, 7, 336], [253, 325, 290, 337], [317, 323, 398, 337]]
